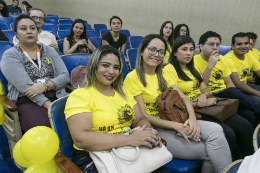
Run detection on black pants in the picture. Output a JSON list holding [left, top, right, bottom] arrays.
[[72, 149, 172, 173], [202, 114, 254, 157]]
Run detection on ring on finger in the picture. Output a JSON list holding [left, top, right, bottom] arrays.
[[146, 137, 148, 141]]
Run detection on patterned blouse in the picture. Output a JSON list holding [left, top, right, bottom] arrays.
[[66, 36, 89, 54]]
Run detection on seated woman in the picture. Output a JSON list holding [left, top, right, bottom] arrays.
[[0, 0, 9, 17], [63, 19, 96, 55], [159, 21, 174, 66], [1, 14, 70, 132], [163, 35, 254, 157], [21, 1, 32, 14], [123, 34, 232, 173], [64, 45, 171, 173]]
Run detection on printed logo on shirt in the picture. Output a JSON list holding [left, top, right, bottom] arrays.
[[212, 70, 223, 80], [240, 68, 250, 83], [46, 57, 51, 64], [117, 104, 135, 129]]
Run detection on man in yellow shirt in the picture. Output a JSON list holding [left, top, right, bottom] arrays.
[[224, 32, 260, 105], [194, 31, 260, 128]]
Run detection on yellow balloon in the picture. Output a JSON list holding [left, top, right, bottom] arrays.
[[0, 82, 5, 125], [13, 140, 33, 168], [20, 126, 59, 163], [24, 159, 57, 173]]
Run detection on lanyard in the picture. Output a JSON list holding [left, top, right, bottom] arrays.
[[19, 43, 41, 71]]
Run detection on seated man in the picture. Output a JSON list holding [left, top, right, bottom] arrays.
[[7, 0, 21, 14], [224, 32, 260, 104], [13, 8, 58, 52], [194, 31, 260, 128], [247, 32, 260, 60]]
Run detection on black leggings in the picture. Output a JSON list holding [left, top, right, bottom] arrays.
[[202, 114, 254, 157]]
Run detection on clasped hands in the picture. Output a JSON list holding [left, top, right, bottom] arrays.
[[24, 82, 46, 99]]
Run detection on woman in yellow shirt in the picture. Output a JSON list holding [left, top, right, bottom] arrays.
[[159, 21, 174, 65], [64, 45, 170, 173], [163, 35, 254, 157], [124, 34, 231, 173]]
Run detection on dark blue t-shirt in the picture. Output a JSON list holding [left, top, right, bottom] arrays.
[[7, 5, 22, 14]]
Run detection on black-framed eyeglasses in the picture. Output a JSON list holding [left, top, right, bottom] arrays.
[[31, 16, 45, 22], [180, 29, 188, 33], [148, 47, 165, 58], [205, 42, 221, 47]]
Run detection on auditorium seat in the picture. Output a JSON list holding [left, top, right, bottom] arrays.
[[86, 24, 92, 30], [119, 50, 129, 80], [126, 48, 138, 69], [100, 29, 110, 37], [58, 24, 72, 31], [2, 30, 15, 43], [120, 29, 131, 38], [83, 20, 88, 25], [86, 30, 98, 38], [57, 39, 64, 53], [219, 45, 231, 56], [129, 36, 143, 48], [222, 159, 243, 173], [0, 18, 14, 30], [46, 16, 59, 23], [60, 17, 71, 20], [0, 23, 8, 30], [94, 24, 107, 34], [58, 30, 70, 40], [88, 37, 101, 53], [46, 19, 58, 26], [253, 123, 260, 152], [47, 14, 59, 19], [10, 23, 13, 30], [42, 24, 57, 37], [14, 13, 21, 16], [59, 19, 73, 25], [9, 15, 18, 19]]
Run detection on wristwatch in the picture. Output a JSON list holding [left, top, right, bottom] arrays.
[[44, 82, 50, 92], [202, 92, 208, 98]]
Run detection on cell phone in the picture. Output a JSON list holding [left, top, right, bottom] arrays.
[[175, 132, 191, 139], [146, 141, 155, 148]]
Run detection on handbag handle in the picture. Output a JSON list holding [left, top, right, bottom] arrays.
[[161, 87, 172, 100], [112, 146, 140, 162]]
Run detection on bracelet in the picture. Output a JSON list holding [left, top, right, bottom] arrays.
[[201, 92, 208, 98], [43, 82, 50, 92]]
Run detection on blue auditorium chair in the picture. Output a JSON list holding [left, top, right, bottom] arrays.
[[94, 24, 107, 34], [83, 20, 88, 25], [47, 14, 59, 19], [86, 30, 98, 38], [219, 46, 231, 56], [57, 39, 64, 53], [120, 29, 131, 38], [100, 29, 110, 37], [10, 23, 14, 30], [222, 159, 243, 173], [126, 48, 138, 69], [0, 18, 14, 29], [129, 36, 143, 48], [119, 51, 129, 80], [253, 123, 260, 152], [58, 30, 70, 40], [14, 13, 21, 16], [2, 30, 15, 43], [58, 24, 72, 31], [59, 19, 73, 25], [46, 16, 59, 23], [42, 24, 57, 37], [125, 39, 130, 54], [45, 19, 58, 26], [59, 17, 71, 20], [0, 23, 8, 30], [9, 15, 18, 19], [88, 37, 101, 54], [86, 24, 92, 30]]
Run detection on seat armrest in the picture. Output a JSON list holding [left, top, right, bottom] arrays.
[[65, 85, 75, 93], [55, 152, 83, 173], [4, 95, 18, 112]]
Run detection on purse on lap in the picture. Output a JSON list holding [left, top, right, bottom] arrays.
[[89, 127, 173, 173]]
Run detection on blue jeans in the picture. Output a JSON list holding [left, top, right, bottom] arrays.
[[246, 84, 260, 105]]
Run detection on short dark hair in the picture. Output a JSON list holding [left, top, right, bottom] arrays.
[[13, 14, 38, 32], [109, 16, 122, 26], [232, 32, 249, 45], [28, 8, 46, 22], [199, 31, 222, 45], [247, 32, 257, 40], [173, 24, 190, 41]]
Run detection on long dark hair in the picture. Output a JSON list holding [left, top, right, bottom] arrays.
[[159, 21, 174, 50], [67, 18, 88, 43], [169, 35, 203, 84], [0, 0, 9, 17], [135, 34, 168, 92], [173, 24, 190, 41], [22, 1, 32, 12]]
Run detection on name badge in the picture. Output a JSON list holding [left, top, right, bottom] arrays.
[[36, 79, 46, 84]]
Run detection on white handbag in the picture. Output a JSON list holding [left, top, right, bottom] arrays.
[[89, 128, 173, 173]]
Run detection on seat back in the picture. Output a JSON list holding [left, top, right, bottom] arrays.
[[42, 24, 57, 37], [219, 46, 231, 56], [253, 124, 260, 151], [10, 23, 14, 30], [127, 48, 138, 69], [14, 13, 22, 16], [47, 14, 59, 19], [59, 17, 71, 20], [45, 19, 58, 26], [222, 159, 243, 173], [0, 18, 14, 29], [58, 30, 70, 40], [58, 24, 72, 31], [8, 15, 18, 19], [85, 24, 92, 31], [0, 23, 8, 30], [129, 36, 143, 49], [118, 51, 128, 80], [2, 30, 15, 43], [59, 19, 73, 25], [57, 39, 64, 53], [83, 20, 88, 25], [120, 30, 131, 38], [86, 30, 98, 38], [94, 24, 107, 34], [48, 96, 74, 159], [45, 16, 59, 23], [88, 37, 101, 54], [100, 29, 110, 37]]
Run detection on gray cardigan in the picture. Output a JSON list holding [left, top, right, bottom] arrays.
[[1, 45, 70, 106]]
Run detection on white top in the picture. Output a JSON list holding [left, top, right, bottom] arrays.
[[13, 30, 57, 45]]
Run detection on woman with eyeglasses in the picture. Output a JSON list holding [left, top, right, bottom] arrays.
[[1, 15, 70, 132], [159, 21, 174, 65], [124, 34, 232, 173], [163, 35, 254, 158], [173, 24, 189, 41], [0, 0, 9, 17], [63, 19, 96, 55]]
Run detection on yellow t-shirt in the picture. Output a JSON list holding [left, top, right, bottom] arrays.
[[251, 48, 260, 61], [247, 49, 260, 80], [123, 70, 175, 118], [163, 42, 172, 63], [163, 64, 201, 100], [194, 54, 231, 94], [64, 86, 137, 150], [225, 50, 260, 84]]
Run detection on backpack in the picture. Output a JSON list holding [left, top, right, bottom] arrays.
[[70, 63, 87, 89]]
